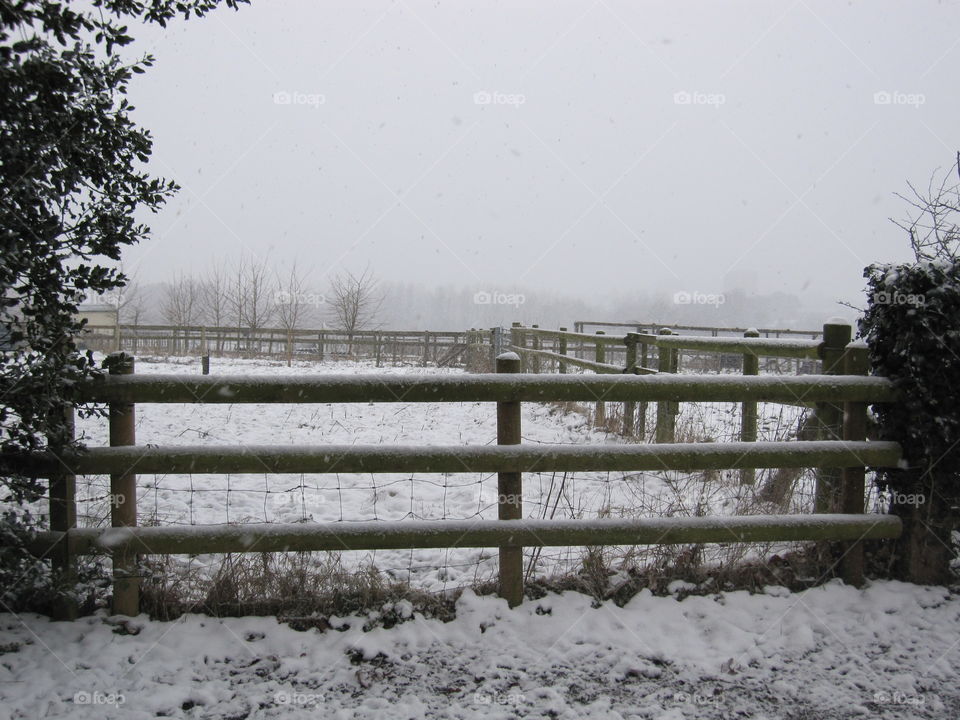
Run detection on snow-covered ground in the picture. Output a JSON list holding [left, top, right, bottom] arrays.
[[66, 356, 810, 590], [2, 580, 957, 719]]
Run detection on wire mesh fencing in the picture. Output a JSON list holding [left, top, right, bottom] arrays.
[[64, 366, 871, 609], [29, 326, 902, 623]]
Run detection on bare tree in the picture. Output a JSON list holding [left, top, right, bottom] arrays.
[[86, 265, 140, 325], [225, 254, 276, 354], [160, 273, 201, 356], [241, 256, 276, 333], [161, 273, 202, 327], [118, 281, 147, 328], [102, 268, 138, 324], [200, 261, 230, 353], [893, 151, 960, 262], [327, 265, 383, 333], [225, 256, 246, 332], [327, 266, 383, 358], [201, 261, 230, 328], [274, 259, 312, 333], [274, 259, 314, 365]]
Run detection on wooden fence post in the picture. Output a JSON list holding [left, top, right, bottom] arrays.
[[595, 331, 605, 426], [558, 328, 568, 374], [48, 403, 77, 620], [840, 342, 870, 586], [511, 322, 525, 372], [623, 333, 638, 436], [815, 322, 852, 512], [201, 327, 210, 375], [638, 340, 649, 439], [105, 352, 139, 616], [655, 328, 676, 443], [531, 325, 540, 374], [496, 352, 523, 607], [740, 328, 760, 484]]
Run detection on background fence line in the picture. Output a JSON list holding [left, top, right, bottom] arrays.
[[76, 319, 828, 375], [79, 323, 471, 368]]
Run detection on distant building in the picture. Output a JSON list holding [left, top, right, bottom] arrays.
[[75, 303, 119, 351], [76, 302, 118, 329]]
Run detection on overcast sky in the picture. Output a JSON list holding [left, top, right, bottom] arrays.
[[120, 0, 959, 313]]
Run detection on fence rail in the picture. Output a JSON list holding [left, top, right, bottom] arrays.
[[648, 334, 820, 359], [77, 372, 894, 404], [8, 440, 901, 476], [29, 515, 902, 558]]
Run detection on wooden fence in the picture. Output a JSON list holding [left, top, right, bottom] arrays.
[[6, 338, 902, 618], [79, 324, 470, 368], [569, 320, 822, 374], [503, 322, 841, 435], [78, 320, 826, 376], [573, 319, 822, 338]]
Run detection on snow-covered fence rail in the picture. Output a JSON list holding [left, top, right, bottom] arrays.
[[6, 346, 901, 616], [10, 440, 901, 477], [31, 515, 901, 558]]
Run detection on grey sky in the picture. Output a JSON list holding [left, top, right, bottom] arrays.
[[121, 0, 959, 312]]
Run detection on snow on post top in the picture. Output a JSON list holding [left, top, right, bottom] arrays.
[[497, 351, 520, 361], [826, 316, 852, 327]]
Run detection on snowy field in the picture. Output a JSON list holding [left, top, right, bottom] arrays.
[[66, 356, 811, 590], [2, 581, 958, 719]]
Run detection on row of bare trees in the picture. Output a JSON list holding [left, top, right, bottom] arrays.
[[113, 257, 383, 336]]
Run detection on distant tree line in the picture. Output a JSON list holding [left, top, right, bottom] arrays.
[[97, 267, 838, 335], [94, 258, 384, 335]]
